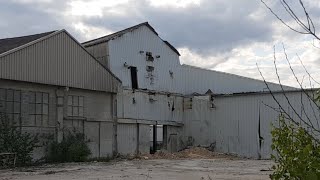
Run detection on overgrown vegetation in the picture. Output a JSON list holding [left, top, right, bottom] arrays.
[[45, 130, 91, 163], [259, 1, 320, 179], [0, 113, 39, 166], [270, 115, 320, 179]]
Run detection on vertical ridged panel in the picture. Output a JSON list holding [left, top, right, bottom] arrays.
[[117, 123, 137, 154], [0, 31, 120, 93], [184, 91, 320, 159]]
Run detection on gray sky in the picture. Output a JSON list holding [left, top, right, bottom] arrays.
[[1, 0, 320, 87]]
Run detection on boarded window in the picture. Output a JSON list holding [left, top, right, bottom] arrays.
[[130, 66, 138, 89], [0, 89, 21, 125], [67, 95, 84, 117], [183, 97, 193, 110], [29, 92, 49, 126]]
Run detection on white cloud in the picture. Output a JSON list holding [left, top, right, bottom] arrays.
[[2, 0, 320, 88], [68, 0, 130, 17], [148, 0, 200, 8], [73, 22, 113, 41]]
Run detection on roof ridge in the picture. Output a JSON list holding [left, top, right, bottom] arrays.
[[0, 30, 62, 57], [82, 22, 149, 45], [0, 30, 58, 41], [181, 64, 294, 88]]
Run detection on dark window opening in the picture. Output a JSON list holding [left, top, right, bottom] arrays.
[[67, 95, 84, 117], [29, 91, 49, 126], [130, 66, 138, 89]]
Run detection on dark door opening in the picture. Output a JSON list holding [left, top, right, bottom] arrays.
[[130, 66, 138, 89]]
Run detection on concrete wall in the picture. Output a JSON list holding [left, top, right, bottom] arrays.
[[166, 126, 184, 152], [138, 124, 151, 154], [0, 79, 116, 159], [117, 123, 138, 155]]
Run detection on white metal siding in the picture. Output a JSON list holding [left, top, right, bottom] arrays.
[[179, 65, 295, 95], [108, 26, 181, 92], [117, 89, 183, 123], [184, 91, 320, 159]]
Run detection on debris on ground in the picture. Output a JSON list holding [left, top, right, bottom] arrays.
[[140, 147, 238, 160]]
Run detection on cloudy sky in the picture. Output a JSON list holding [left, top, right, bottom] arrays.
[[1, 0, 320, 87]]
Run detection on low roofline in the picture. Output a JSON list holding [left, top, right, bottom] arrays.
[[211, 88, 317, 97], [182, 64, 295, 89], [82, 22, 181, 56], [0, 29, 122, 84]]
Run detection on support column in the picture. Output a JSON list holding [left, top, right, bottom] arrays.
[[111, 93, 118, 157], [55, 89, 64, 143]]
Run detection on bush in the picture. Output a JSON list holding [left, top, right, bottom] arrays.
[[0, 113, 39, 166], [270, 115, 320, 179], [46, 130, 91, 162]]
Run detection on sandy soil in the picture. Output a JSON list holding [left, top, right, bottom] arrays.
[[0, 158, 273, 180]]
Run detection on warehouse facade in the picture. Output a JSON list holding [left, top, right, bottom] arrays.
[[0, 30, 121, 159], [82, 22, 296, 157], [1, 23, 304, 159]]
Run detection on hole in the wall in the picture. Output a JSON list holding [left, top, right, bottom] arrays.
[[150, 125, 163, 154]]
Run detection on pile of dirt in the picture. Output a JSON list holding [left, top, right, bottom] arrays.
[[141, 147, 237, 160]]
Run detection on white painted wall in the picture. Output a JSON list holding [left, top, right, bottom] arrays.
[[116, 89, 184, 123], [183, 91, 320, 159], [108, 26, 181, 93]]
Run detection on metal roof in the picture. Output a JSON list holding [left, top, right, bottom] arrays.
[[0, 30, 121, 93], [0, 31, 56, 54], [82, 22, 181, 56]]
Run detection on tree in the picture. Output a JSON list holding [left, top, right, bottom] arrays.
[[259, 1, 320, 179]]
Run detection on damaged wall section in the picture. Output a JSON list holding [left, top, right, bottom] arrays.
[[183, 91, 320, 159]]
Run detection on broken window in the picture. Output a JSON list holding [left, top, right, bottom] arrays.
[[130, 66, 138, 89], [183, 97, 193, 110], [29, 92, 49, 126], [67, 95, 84, 117], [146, 52, 154, 61], [0, 89, 21, 125], [210, 95, 216, 108]]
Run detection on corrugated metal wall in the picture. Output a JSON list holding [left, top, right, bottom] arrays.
[[108, 26, 182, 92], [184, 91, 320, 159], [117, 89, 184, 123], [117, 123, 138, 155], [0, 31, 120, 93], [179, 65, 295, 95], [98, 24, 292, 95], [85, 42, 110, 69]]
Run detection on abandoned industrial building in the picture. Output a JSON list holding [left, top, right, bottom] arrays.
[[0, 22, 318, 160]]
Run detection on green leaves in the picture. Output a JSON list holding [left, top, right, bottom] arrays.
[[45, 130, 91, 163], [0, 113, 39, 166], [270, 115, 320, 179]]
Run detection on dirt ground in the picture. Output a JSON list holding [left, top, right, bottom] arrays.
[[0, 158, 273, 180]]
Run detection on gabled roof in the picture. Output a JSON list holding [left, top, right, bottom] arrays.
[[0, 31, 56, 54], [0, 30, 121, 92], [82, 22, 181, 56]]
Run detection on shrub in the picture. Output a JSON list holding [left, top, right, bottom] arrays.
[[270, 115, 320, 179], [0, 113, 39, 166], [46, 130, 91, 163]]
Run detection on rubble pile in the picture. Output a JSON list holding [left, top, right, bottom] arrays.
[[142, 147, 236, 160]]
